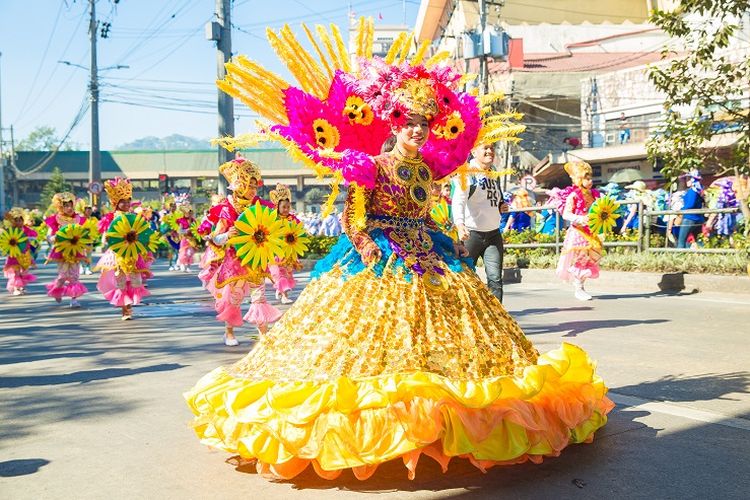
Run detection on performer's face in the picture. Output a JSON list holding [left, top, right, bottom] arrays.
[[240, 178, 258, 199], [277, 200, 291, 216], [62, 201, 74, 216], [117, 198, 131, 212], [473, 143, 495, 168], [578, 173, 593, 189], [84, 207, 92, 217], [12, 216, 23, 228], [393, 115, 429, 153]]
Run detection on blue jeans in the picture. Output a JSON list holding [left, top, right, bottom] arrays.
[[465, 229, 504, 302], [677, 219, 702, 248]]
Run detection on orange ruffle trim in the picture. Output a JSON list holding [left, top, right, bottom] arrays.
[[184, 342, 614, 480]]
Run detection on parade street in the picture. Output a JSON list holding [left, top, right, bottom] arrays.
[[1, 262, 749, 500]]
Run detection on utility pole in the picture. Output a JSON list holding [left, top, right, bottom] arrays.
[[479, 0, 488, 95], [89, 0, 102, 209], [215, 0, 234, 195], [0, 51, 5, 214]]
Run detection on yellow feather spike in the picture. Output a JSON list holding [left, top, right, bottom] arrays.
[[235, 55, 289, 89], [330, 23, 351, 73], [266, 27, 318, 97], [424, 50, 451, 67], [316, 25, 343, 70], [397, 32, 414, 64], [411, 39, 430, 66], [352, 184, 367, 230], [385, 32, 407, 64], [458, 73, 478, 86], [302, 24, 334, 81], [279, 25, 328, 98], [365, 18, 374, 59], [356, 17, 366, 58], [320, 173, 343, 219]]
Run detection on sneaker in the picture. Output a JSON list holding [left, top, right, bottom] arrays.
[[223, 334, 239, 346], [184, 267, 192, 273], [574, 287, 592, 301], [168, 266, 175, 271], [121, 313, 133, 321], [11, 288, 23, 296], [84, 268, 93, 275], [280, 296, 293, 304], [275, 290, 280, 300], [70, 298, 81, 309]]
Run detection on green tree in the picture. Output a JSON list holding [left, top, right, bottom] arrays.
[[646, 0, 750, 231], [17, 125, 77, 151], [39, 167, 73, 211]]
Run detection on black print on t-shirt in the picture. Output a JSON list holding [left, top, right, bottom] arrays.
[[479, 177, 499, 207]]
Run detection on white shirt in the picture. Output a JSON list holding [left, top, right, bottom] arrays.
[[451, 163, 503, 232]]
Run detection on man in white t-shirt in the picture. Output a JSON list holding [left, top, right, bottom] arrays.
[[451, 143, 509, 302]]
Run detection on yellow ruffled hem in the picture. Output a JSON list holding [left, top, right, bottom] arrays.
[[184, 342, 614, 480]]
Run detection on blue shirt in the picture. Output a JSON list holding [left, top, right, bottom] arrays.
[[682, 189, 704, 222]]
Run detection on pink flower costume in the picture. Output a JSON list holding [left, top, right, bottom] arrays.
[[268, 184, 301, 301], [3, 208, 37, 295], [95, 178, 150, 312], [200, 158, 282, 335], [554, 162, 601, 300], [176, 217, 196, 271], [44, 193, 88, 302]]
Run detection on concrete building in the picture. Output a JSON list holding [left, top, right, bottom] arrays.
[[8, 149, 337, 211]]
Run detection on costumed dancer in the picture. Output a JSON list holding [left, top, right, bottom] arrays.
[[76, 199, 98, 275], [134, 204, 157, 283], [2, 208, 37, 295], [95, 177, 150, 320], [201, 158, 282, 346], [175, 196, 197, 272], [160, 194, 181, 271], [44, 192, 89, 308], [185, 21, 612, 481], [555, 161, 601, 301], [268, 184, 301, 304]]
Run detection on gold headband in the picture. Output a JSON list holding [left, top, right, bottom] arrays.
[[269, 184, 292, 205], [104, 177, 133, 207]]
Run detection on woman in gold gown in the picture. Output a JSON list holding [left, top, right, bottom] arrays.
[[185, 21, 613, 481]]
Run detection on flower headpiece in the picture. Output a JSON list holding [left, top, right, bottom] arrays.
[[269, 184, 292, 205], [212, 18, 524, 221], [174, 193, 192, 212], [4, 207, 25, 221], [51, 192, 76, 213], [163, 193, 176, 206], [219, 156, 262, 197], [104, 177, 133, 208], [564, 161, 592, 183]]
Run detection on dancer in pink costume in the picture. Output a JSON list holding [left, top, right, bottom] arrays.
[[44, 192, 88, 308], [95, 177, 150, 320], [200, 157, 282, 346], [3, 208, 37, 295], [175, 196, 197, 272], [268, 184, 301, 304], [554, 161, 602, 301]]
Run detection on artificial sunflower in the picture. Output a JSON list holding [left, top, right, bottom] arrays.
[[281, 219, 310, 261], [82, 218, 101, 243], [588, 195, 621, 234], [147, 231, 163, 253], [432, 112, 465, 140], [229, 201, 286, 270], [430, 199, 459, 241], [343, 96, 374, 126], [0, 227, 29, 258], [55, 223, 93, 262], [312, 118, 341, 149], [105, 213, 154, 261]]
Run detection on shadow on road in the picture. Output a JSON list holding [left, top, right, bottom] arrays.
[[614, 371, 750, 405], [0, 459, 50, 477], [523, 318, 669, 338], [0, 363, 185, 388], [509, 306, 594, 317]]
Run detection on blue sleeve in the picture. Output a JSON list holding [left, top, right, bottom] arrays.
[[682, 189, 701, 209]]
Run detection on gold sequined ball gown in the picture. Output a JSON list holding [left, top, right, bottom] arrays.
[[185, 152, 614, 480]]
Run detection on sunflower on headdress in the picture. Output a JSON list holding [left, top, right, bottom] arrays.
[[105, 213, 154, 261], [430, 199, 458, 241], [588, 195, 621, 234], [0, 227, 28, 258], [280, 219, 310, 261], [229, 201, 286, 269], [55, 223, 93, 262]]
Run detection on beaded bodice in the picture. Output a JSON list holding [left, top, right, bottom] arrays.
[[368, 153, 433, 220]]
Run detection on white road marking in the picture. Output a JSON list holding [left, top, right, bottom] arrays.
[[609, 392, 750, 432]]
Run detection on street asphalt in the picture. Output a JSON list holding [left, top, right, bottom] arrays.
[[1, 261, 749, 499]]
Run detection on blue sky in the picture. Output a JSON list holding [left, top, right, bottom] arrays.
[[0, 0, 420, 149]]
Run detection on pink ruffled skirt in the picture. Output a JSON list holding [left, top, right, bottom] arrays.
[[556, 227, 601, 282]]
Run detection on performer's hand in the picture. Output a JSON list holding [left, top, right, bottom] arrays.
[[454, 242, 469, 257], [226, 227, 238, 238], [499, 202, 510, 214], [362, 242, 382, 266], [457, 224, 470, 241]]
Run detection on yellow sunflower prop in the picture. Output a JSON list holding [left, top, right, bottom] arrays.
[[105, 213, 154, 261], [147, 231, 163, 253], [281, 219, 310, 261], [0, 227, 28, 258], [229, 201, 286, 269], [82, 217, 100, 243], [588, 195, 621, 234], [430, 199, 459, 241], [54, 223, 93, 262]]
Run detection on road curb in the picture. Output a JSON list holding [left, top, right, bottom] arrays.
[[504, 267, 750, 295]]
